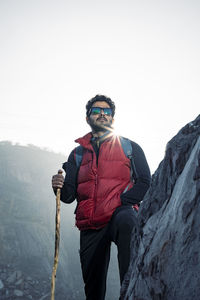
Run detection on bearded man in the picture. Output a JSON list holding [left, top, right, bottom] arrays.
[[52, 94, 151, 300]]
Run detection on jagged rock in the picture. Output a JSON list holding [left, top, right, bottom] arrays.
[[26, 276, 32, 281], [13, 289, 24, 296], [121, 115, 200, 300], [0, 279, 4, 289], [6, 270, 22, 283], [15, 278, 23, 285]]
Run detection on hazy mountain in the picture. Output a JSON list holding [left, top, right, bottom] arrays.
[[0, 141, 120, 300]]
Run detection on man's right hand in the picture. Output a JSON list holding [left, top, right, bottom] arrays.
[[52, 169, 64, 191]]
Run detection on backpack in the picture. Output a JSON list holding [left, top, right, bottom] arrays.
[[75, 137, 138, 183]]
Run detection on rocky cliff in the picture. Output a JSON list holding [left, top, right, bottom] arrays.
[[121, 115, 200, 300]]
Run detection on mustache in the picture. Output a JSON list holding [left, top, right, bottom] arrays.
[[97, 116, 107, 121]]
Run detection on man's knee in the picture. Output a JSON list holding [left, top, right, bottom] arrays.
[[115, 207, 137, 227]]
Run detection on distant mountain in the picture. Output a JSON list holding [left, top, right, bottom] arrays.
[[0, 142, 120, 300]]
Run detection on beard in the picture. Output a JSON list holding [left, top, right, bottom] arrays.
[[88, 117, 113, 132]]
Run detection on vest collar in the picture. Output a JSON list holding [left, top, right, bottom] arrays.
[[75, 132, 93, 150], [75, 131, 114, 150]]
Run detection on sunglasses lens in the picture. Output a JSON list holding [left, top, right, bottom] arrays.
[[103, 108, 112, 115], [91, 107, 101, 115], [90, 107, 112, 116]]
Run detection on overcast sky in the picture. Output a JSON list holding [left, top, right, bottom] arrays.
[[0, 0, 199, 173]]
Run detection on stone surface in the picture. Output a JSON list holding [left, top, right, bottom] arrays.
[[0, 264, 48, 299], [14, 289, 24, 296], [0, 279, 4, 289], [121, 115, 200, 300]]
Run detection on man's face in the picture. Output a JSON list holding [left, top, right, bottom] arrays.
[[86, 101, 114, 132]]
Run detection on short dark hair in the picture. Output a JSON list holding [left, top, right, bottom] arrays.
[[86, 94, 115, 117]]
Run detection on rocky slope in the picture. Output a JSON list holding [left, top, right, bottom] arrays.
[[121, 115, 200, 300]]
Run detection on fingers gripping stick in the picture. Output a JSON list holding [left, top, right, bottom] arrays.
[[57, 169, 63, 175], [51, 169, 62, 300]]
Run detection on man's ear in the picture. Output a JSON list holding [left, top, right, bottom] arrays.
[[111, 118, 115, 125], [86, 116, 90, 124]]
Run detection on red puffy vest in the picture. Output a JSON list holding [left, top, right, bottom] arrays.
[[75, 133, 134, 230]]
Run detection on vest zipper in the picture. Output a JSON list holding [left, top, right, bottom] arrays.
[[91, 150, 98, 226], [90, 172, 98, 226]]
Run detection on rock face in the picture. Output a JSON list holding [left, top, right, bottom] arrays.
[[121, 115, 200, 300]]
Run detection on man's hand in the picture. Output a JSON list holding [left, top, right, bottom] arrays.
[[52, 169, 64, 192]]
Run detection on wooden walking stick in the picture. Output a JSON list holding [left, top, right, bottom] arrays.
[[51, 170, 62, 300]]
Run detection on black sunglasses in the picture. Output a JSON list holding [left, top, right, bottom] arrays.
[[89, 107, 112, 116]]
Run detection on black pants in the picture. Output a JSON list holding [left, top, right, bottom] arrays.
[[79, 206, 137, 300]]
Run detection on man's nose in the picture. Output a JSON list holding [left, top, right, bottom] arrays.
[[100, 109, 105, 116]]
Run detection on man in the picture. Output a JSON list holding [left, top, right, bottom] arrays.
[[52, 94, 151, 300]]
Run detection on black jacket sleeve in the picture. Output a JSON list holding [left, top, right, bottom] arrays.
[[120, 141, 151, 205], [60, 149, 78, 203]]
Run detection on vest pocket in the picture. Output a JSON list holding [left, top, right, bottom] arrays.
[[76, 200, 93, 221]]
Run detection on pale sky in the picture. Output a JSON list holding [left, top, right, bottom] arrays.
[[0, 0, 199, 173]]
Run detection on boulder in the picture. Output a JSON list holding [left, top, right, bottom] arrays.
[[121, 115, 200, 300]]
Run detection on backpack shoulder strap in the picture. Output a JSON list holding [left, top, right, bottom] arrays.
[[119, 136, 132, 158], [74, 145, 84, 168], [119, 136, 138, 182]]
